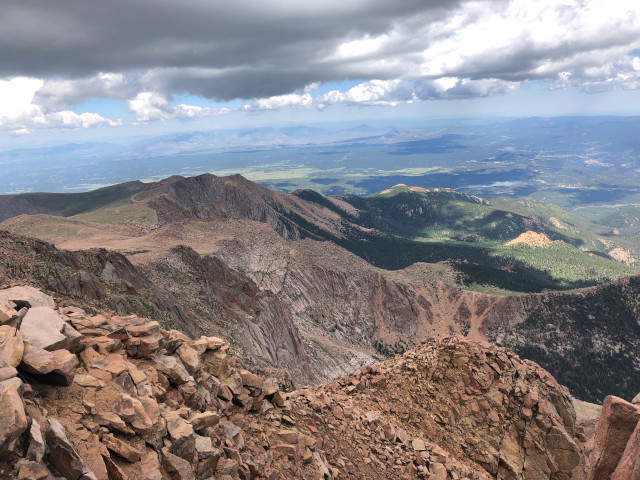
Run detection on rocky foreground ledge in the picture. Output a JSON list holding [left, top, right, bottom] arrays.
[[0, 286, 587, 479]]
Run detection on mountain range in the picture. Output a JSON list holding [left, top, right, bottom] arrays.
[[1, 173, 639, 403]]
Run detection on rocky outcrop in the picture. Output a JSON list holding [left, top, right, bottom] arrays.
[[0, 287, 583, 480], [0, 230, 315, 386], [575, 395, 640, 480]]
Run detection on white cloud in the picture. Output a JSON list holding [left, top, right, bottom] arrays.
[[317, 80, 412, 108], [9, 127, 30, 135], [241, 93, 313, 111], [313, 77, 519, 109], [128, 92, 170, 121], [34, 72, 132, 109], [0, 76, 121, 131], [0, 77, 43, 126], [44, 111, 122, 128], [129, 91, 231, 121]]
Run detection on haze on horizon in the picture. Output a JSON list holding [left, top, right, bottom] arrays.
[[0, 0, 639, 149]]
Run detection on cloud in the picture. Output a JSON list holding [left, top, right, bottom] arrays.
[[128, 92, 170, 122], [242, 93, 313, 111], [0, 0, 638, 116], [317, 80, 413, 108], [0, 76, 121, 131], [129, 91, 230, 121], [34, 73, 133, 110]]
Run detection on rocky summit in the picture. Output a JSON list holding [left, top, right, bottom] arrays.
[[0, 285, 592, 479]]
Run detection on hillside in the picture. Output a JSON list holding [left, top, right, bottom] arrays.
[[1, 177, 640, 401], [0, 288, 584, 479], [328, 185, 638, 291], [0, 181, 144, 223], [4, 174, 638, 294]]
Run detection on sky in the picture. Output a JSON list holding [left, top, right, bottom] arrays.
[[1, 0, 640, 148]]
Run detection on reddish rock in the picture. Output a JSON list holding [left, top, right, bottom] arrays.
[[20, 306, 80, 351], [612, 418, 640, 480], [102, 433, 142, 462], [46, 418, 98, 480], [115, 393, 154, 435], [16, 460, 50, 480], [102, 452, 129, 480], [0, 286, 55, 309], [154, 354, 192, 385], [161, 448, 195, 480], [141, 447, 163, 480], [176, 344, 201, 374], [0, 378, 27, 453], [26, 418, 45, 462], [0, 325, 23, 368], [94, 412, 135, 435], [189, 411, 220, 432], [0, 299, 15, 325], [240, 371, 264, 389], [20, 343, 78, 386], [163, 410, 195, 461], [125, 332, 163, 359], [576, 395, 640, 480]]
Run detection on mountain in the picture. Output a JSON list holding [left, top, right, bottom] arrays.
[[0, 181, 144, 223], [0, 287, 584, 479], [1, 173, 640, 403]]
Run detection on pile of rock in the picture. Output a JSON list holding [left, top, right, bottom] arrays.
[[267, 336, 583, 480], [575, 394, 640, 479], [0, 286, 286, 479], [0, 285, 584, 480]]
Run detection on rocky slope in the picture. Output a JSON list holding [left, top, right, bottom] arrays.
[[2, 174, 640, 402], [0, 286, 585, 479], [0, 181, 144, 223], [0, 230, 314, 387]]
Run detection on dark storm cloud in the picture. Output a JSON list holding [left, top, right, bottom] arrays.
[[0, 0, 459, 99], [1, 0, 639, 116]]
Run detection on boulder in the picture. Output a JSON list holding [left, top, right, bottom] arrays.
[[612, 419, 640, 480], [0, 377, 27, 453], [20, 343, 78, 386], [125, 321, 160, 337], [161, 448, 195, 480], [115, 393, 154, 435], [176, 344, 201, 374], [20, 306, 81, 351], [189, 411, 220, 432], [0, 286, 55, 309], [0, 299, 16, 325], [94, 412, 134, 435], [0, 325, 23, 368], [102, 433, 142, 462], [16, 460, 50, 480], [154, 354, 193, 385], [125, 332, 163, 359], [163, 410, 195, 461], [576, 395, 640, 480], [101, 453, 129, 480], [546, 425, 581, 473], [26, 418, 45, 462], [46, 418, 98, 480], [141, 447, 163, 480], [0, 366, 18, 382]]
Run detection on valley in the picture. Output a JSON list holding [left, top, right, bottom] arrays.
[[1, 173, 640, 404]]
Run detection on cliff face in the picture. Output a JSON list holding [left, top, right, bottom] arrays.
[[0, 287, 584, 480], [0, 231, 314, 386], [2, 174, 640, 401]]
